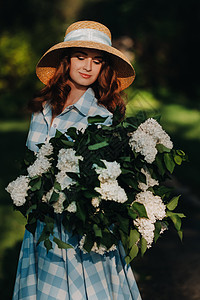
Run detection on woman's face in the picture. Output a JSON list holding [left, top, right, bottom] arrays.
[[68, 48, 104, 90]]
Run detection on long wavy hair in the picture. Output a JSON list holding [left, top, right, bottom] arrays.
[[28, 49, 126, 119]]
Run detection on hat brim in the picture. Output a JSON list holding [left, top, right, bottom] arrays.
[[36, 40, 135, 90]]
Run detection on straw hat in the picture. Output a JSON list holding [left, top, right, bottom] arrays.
[[36, 21, 135, 90]]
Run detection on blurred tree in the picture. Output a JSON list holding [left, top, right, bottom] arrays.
[[0, 0, 75, 119], [0, 0, 199, 119], [78, 0, 200, 106]]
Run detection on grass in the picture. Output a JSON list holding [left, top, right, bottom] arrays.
[[126, 89, 200, 190], [126, 89, 200, 141], [0, 120, 29, 132], [0, 127, 28, 298]]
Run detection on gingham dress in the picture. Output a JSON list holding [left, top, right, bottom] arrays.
[[13, 88, 142, 300]]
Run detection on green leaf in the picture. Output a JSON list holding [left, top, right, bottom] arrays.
[[25, 222, 37, 234], [167, 211, 186, 218], [30, 177, 42, 191], [132, 202, 148, 218], [66, 127, 78, 139], [164, 153, 176, 173], [55, 130, 63, 138], [37, 228, 50, 245], [129, 229, 140, 248], [174, 155, 182, 165], [54, 181, 61, 191], [88, 141, 109, 150], [61, 140, 74, 147], [44, 239, 53, 253], [45, 222, 54, 235], [83, 190, 99, 198], [121, 176, 138, 189], [154, 221, 162, 242], [176, 213, 186, 218], [140, 237, 147, 256], [155, 155, 166, 176], [53, 237, 73, 249], [93, 224, 102, 238], [49, 190, 59, 204], [137, 172, 146, 184], [125, 255, 131, 265], [176, 150, 185, 156], [129, 244, 139, 261], [119, 229, 128, 252], [156, 144, 171, 153], [76, 203, 86, 223], [87, 115, 108, 124], [83, 235, 94, 252], [44, 215, 55, 224], [117, 215, 129, 234], [167, 213, 182, 231], [25, 204, 37, 216], [119, 156, 131, 162], [178, 230, 183, 241], [128, 208, 138, 220], [101, 230, 116, 248], [166, 195, 181, 211]]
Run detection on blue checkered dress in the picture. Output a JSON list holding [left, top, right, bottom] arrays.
[[13, 88, 142, 300]]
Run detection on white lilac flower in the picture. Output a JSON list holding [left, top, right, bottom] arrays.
[[91, 242, 117, 255], [53, 192, 66, 214], [91, 197, 101, 208], [160, 222, 168, 234], [66, 201, 77, 213], [91, 242, 107, 255], [27, 156, 52, 177], [6, 175, 30, 206], [42, 188, 66, 214], [129, 130, 157, 163], [133, 218, 155, 248], [55, 171, 76, 190], [138, 167, 159, 191], [129, 118, 173, 163], [79, 235, 117, 255], [37, 143, 54, 158], [140, 118, 173, 149], [79, 234, 87, 253], [42, 187, 53, 203], [95, 180, 127, 203], [93, 160, 121, 182], [134, 191, 166, 223], [56, 148, 83, 173]]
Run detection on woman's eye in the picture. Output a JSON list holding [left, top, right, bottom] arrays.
[[93, 60, 102, 65], [77, 56, 85, 60]]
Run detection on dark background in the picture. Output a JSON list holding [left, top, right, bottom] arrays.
[[0, 1, 199, 299]]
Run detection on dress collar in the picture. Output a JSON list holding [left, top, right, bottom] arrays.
[[73, 88, 95, 116], [42, 87, 96, 117]]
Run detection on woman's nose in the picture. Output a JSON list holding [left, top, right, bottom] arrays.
[[83, 58, 92, 71]]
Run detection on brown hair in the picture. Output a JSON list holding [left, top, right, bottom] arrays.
[[28, 51, 126, 119]]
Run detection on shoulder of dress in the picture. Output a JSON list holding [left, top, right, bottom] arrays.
[[88, 99, 113, 117]]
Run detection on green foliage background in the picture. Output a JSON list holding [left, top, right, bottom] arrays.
[[0, 0, 199, 299]]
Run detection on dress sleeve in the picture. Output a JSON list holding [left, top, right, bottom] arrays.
[[25, 113, 34, 148], [101, 114, 113, 126]]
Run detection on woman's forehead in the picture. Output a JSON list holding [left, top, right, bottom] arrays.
[[70, 47, 104, 57]]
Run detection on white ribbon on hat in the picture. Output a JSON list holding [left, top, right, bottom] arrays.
[[64, 28, 112, 46]]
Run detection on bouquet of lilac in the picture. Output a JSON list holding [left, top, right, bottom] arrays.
[[6, 112, 187, 263]]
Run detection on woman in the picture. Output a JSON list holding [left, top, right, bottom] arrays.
[[13, 21, 142, 300]]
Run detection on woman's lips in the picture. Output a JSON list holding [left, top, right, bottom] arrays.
[[79, 72, 92, 79]]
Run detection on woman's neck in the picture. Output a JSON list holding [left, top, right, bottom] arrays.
[[51, 80, 89, 125], [63, 80, 88, 110]]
